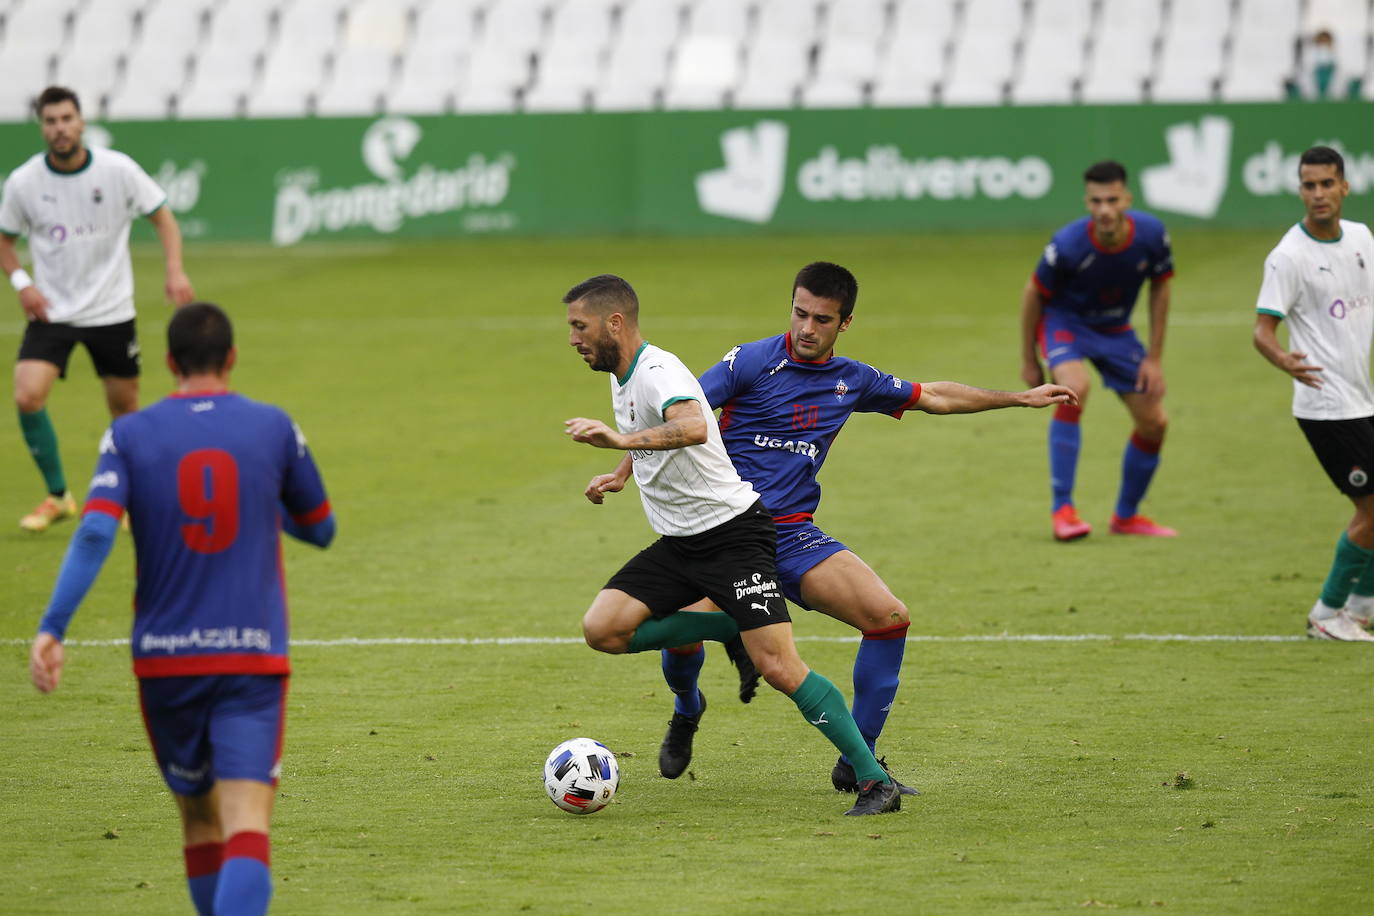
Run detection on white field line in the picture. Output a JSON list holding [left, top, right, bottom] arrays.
[[2, 633, 1306, 648]]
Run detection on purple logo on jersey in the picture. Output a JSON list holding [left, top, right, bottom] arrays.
[[48, 224, 67, 242], [834, 380, 848, 401]]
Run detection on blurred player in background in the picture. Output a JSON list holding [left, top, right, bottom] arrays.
[[29, 303, 336, 914], [1, 85, 195, 532], [1252, 146, 1374, 642], [565, 273, 901, 815], [1020, 161, 1177, 541], [586, 262, 1075, 792]]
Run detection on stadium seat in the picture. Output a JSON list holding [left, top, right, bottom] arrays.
[[387, 44, 464, 115], [315, 46, 396, 116], [343, 0, 410, 52], [1012, 27, 1087, 105], [615, 0, 684, 55], [546, 0, 616, 48], [890, 0, 957, 44], [455, 41, 532, 113], [871, 28, 943, 107], [109, 53, 194, 120], [478, 0, 550, 55], [960, 0, 1025, 36], [53, 51, 125, 119], [942, 28, 1018, 106], [1303, 0, 1373, 35], [1, 1, 74, 55], [177, 44, 260, 119], [734, 35, 811, 109], [1220, 24, 1298, 102], [594, 41, 670, 110], [66, 0, 140, 61], [801, 34, 877, 108], [410, 0, 481, 53], [754, 0, 819, 42], [246, 46, 328, 117], [1097, 0, 1164, 34], [524, 38, 604, 111], [203, 0, 276, 54], [0, 47, 53, 120], [137, 1, 209, 53], [1079, 26, 1154, 103], [1150, 22, 1226, 102], [1238, 0, 1303, 36], [823, 0, 889, 42], [663, 33, 741, 109], [275, 0, 347, 58], [685, 0, 750, 37]]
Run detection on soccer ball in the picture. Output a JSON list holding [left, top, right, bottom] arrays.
[[543, 737, 619, 814]]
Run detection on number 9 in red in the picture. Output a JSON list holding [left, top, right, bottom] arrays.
[[178, 449, 240, 553]]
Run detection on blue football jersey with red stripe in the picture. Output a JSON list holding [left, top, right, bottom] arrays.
[[700, 333, 920, 519], [1032, 210, 1174, 327], [84, 392, 330, 677]]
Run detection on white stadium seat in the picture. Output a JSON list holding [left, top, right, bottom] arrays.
[[663, 33, 741, 109], [524, 38, 604, 111], [52, 51, 125, 117], [1221, 24, 1298, 102], [1012, 27, 1087, 105], [890, 0, 957, 43], [754, 0, 819, 42], [1150, 23, 1226, 102], [67, 0, 141, 60], [735, 35, 811, 109], [410, 0, 481, 55], [616, 0, 684, 54], [177, 43, 260, 119], [478, 0, 549, 54], [1, 1, 75, 55], [594, 41, 669, 110], [344, 0, 411, 52], [0, 46, 54, 118], [137, 1, 209, 52], [942, 28, 1017, 105], [315, 46, 396, 116], [1098, 0, 1164, 34], [1080, 26, 1154, 103], [823, 0, 889, 42], [246, 46, 328, 117], [275, 0, 347, 57], [454, 41, 531, 113], [871, 28, 943, 107], [685, 0, 749, 37], [801, 34, 878, 108], [204, 0, 275, 53], [387, 44, 464, 115], [546, 0, 616, 48]]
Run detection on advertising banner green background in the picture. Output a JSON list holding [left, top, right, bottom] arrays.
[[1, 103, 1369, 245]]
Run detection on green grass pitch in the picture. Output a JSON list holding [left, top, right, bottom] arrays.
[[2, 229, 1371, 914]]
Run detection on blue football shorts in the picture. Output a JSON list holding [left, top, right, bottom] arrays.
[[774, 519, 850, 610], [138, 674, 288, 796], [1039, 311, 1146, 394]]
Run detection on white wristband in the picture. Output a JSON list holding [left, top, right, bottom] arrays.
[[9, 268, 33, 292]]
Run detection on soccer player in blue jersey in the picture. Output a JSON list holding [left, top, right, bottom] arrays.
[[29, 302, 335, 916], [584, 262, 1075, 791], [1019, 160, 1178, 541]]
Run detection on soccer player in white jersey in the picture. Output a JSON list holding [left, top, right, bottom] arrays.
[[1253, 146, 1374, 641], [564, 273, 901, 815], [0, 86, 195, 532]]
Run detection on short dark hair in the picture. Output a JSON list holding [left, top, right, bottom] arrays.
[[1083, 160, 1128, 185], [562, 274, 639, 324], [168, 303, 234, 375], [34, 86, 81, 119], [793, 262, 858, 320], [1300, 145, 1345, 178]]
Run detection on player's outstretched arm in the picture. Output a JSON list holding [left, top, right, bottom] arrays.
[[147, 206, 195, 306], [30, 512, 120, 693], [565, 400, 707, 451], [916, 381, 1078, 415], [1019, 279, 1047, 388], [586, 453, 633, 504], [1253, 313, 1323, 388]]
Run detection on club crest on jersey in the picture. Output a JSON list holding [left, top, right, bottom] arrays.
[[629, 399, 635, 423], [834, 379, 848, 401], [92, 187, 103, 204], [1351, 466, 1368, 488], [1359, 252, 1367, 270]]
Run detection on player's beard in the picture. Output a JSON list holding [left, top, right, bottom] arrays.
[[589, 329, 620, 373]]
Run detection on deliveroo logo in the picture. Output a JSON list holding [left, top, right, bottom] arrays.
[[1141, 116, 1233, 219], [272, 116, 516, 246], [696, 120, 789, 224]]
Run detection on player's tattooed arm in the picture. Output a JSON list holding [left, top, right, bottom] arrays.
[[565, 400, 708, 451], [916, 381, 1078, 414]]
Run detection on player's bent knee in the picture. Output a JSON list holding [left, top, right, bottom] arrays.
[[580, 614, 629, 654], [15, 389, 46, 414]]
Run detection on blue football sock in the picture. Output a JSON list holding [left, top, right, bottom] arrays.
[[844, 623, 909, 760], [215, 832, 272, 916], [184, 842, 221, 916], [661, 645, 705, 716], [1115, 433, 1162, 519], [1048, 404, 1082, 511]]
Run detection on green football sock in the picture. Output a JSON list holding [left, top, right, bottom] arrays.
[[19, 407, 66, 496], [790, 671, 888, 785], [1320, 531, 1374, 609], [627, 611, 739, 653]]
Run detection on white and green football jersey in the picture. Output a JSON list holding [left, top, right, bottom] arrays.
[[1256, 219, 1374, 420], [0, 148, 166, 327], [611, 342, 757, 537]]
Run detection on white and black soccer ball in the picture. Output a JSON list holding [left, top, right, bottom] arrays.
[[543, 737, 619, 814]]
